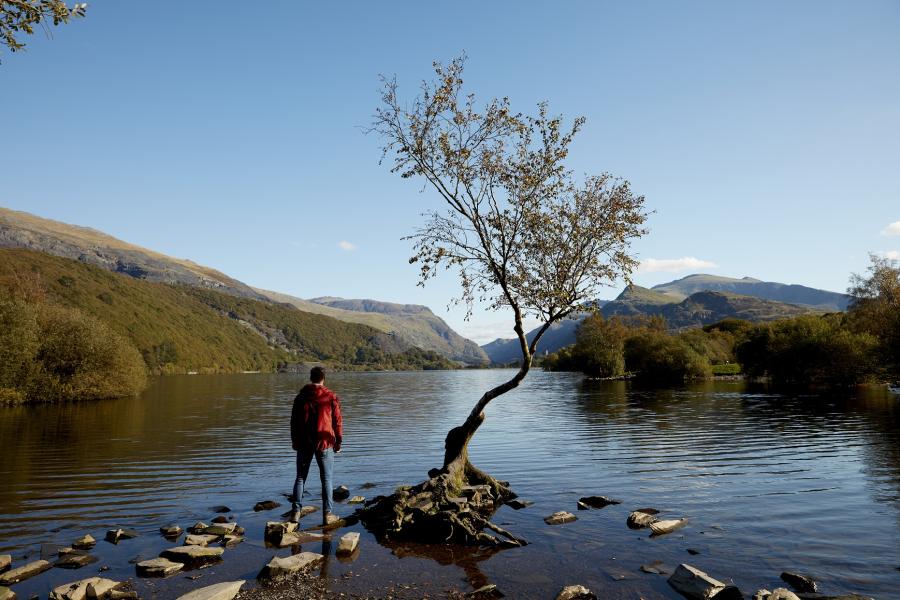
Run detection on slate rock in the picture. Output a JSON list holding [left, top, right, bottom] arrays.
[[336, 532, 360, 555], [55, 552, 99, 569], [160, 546, 224, 567], [628, 510, 660, 529], [135, 558, 183, 577], [257, 552, 323, 580], [640, 560, 670, 575], [222, 535, 244, 548], [72, 536, 96, 550], [104, 529, 139, 544], [544, 511, 577, 525], [175, 580, 245, 600], [577, 496, 621, 509], [0, 560, 52, 586], [505, 499, 533, 510], [667, 564, 728, 600], [466, 584, 504, 598], [650, 518, 689, 536], [0, 556, 9, 574], [49, 577, 120, 600], [203, 523, 239, 536], [556, 585, 597, 600], [183, 535, 219, 547], [189, 522, 208, 535], [160, 526, 183, 538], [347, 496, 366, 504], [253, 501, 281, 512], [0, 586, 15, 600], [780, 572, 817, 594]]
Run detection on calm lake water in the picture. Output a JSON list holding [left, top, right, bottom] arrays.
[[1, 371, 898, 599]]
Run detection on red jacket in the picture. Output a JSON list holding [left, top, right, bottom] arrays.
[[291, 383, 343, 451]]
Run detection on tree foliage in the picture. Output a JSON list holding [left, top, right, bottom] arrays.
[[847, 254, 900, 378], [1, 1, 86, 59]]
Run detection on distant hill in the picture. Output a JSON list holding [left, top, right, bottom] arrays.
[[651, 274, 850, 311], [256, 291, 489, 366], [481, 316, 586, 365], [0, 249, 456, 373], [0, 207, 263, 299]]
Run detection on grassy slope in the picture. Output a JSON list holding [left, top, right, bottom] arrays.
[[0, 249, 415, 373]]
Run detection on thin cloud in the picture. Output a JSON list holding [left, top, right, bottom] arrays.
[[338, 240, 357, 251], [881, 221, 900, 236], [881, 250, 900, 260], [638, 256, 718, 273]]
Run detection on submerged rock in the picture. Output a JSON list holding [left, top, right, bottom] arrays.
[[505, 499, 533, 510], [336, 532, 360, 555], [544, 511, 577, 525], [104, 529, 139, 544], [204, 523, 241, 536], [466, 584, 504, 598], [210, 506, 231, 514], [160, 526, 183, 538], [49, 577, 120, 600], [54, 552, 98, 569], [0, 560, 52, 586], [253, 501, 281, 512], [189, 522, 208, 535], [183, 535, 219, 547], [555, 585, 596, 600], [210, 516, 229, 524], [160, 546, 224, 567], [360, 482, 376, 489], [577, 496, 621, 509], [667, 564, 729, 600], [780, 572, 817, 593], [135, 558, 183, 577], [627, 509, 660, 529], [347, 496, 366, 504], [222, 535, 243, 548], [175, 580, 245, 600], [72, 535, 96, 550], [640, 560, 671, 575], [257, 552, 323, 580], [650, 518, 689, 536], [0, 556, 9, 574]]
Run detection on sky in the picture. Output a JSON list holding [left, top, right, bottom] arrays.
[[1, 1, 898, 344]]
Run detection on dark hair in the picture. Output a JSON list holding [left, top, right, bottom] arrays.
[[310, 366, 325, 383]]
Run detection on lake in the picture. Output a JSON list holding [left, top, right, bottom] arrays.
[[1, 371, 898, 599]]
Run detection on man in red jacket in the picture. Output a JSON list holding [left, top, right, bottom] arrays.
[[290, 366, 343, 525]]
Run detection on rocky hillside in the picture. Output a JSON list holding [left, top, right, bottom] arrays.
[[651, 274, 850, 311], [259, 291, 489, 366]]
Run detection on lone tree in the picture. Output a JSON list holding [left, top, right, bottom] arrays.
[[360, 57, 648, 546], [1, 1, 87, 59]]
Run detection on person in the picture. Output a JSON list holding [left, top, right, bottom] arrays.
[[290, 366, 343, 525]]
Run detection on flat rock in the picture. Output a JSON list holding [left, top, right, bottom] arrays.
[[780, 572, 817, 593], [544, 511, 577, 525], [175, 580, 245, 600], [160, 546, 224, 567], [336, 532, 360, 555], [577, 496, 621, 509], [184, 534, 219, 547], [754, 590, 772, 600], [108, 591, 138, 600], [0, 560, 52, 585], [795, 595, 874, 600], [0, 556, 9, 573], [160, 526, 183, 538], [668, 564, 727, 600], [505, 499, 533, 510], [333, 486, 350, 500], [257, 552, 323, 580], [135, 558, 183, 577], [627, 510, 659, 529], [264, 522, 299, 545], [189, 522, 208, 534], [347, 496, 366, 504], [204, 523, 240, 536], [466, 584, 504, 598], [768, 589, 801, 600], [254, 501, 281, 512], [640, 560, 670, 575], [556, 585, 597, 600], [104, 529, 139, 544], [277, 532, 326, 547], [54, 552, 99, 569], [222, 535, 244, 548], [280, 506, 318, 520], [650, 518, 689, 536], [73, 535, 96, 550], [0, 586, 15, 600], [49, 577, 120, 600]]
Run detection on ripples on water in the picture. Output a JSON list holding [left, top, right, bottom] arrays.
[[0, 371, 898, 599]]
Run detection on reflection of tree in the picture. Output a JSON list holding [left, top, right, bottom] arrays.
[[387, 540, 502, 590]]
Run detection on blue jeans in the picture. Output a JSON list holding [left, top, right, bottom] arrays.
[[292, 447, 334, 514]]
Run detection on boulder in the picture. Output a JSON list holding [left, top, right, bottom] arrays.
[[577, 496, 621, 509], [183, 534, 219, 547], [159, 526, 183, 538], [160, 546, 224, 567], [135, 558, 183, 577], [336, 532, 360, 555], [257, 552, 323, 580], [254, 501, 281, 512], [0, 560, 52, 585], [780, 572, 817, 594], [333, 485, 350, 500], [49, 577, 120, 600], [73, 535, 96, 549], [0, 556, 9, 574], [104, 529, 139, 544], [556, 585, 597, 600], [347, 496, 366, 504], [544, 511, 577, 525], [55, 552, 99, 569], [0, 587, 15, 600], [667, 564, 728, 600], [627, 510, 660, 529], [264, 522, 299, 545], [175, 580, 245, 600], [768, 589, 801, 600], [650, 518, 689, 536]]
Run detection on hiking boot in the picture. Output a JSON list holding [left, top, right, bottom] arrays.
[[322, 513, 341, 527], [288, 509, 302, 524]]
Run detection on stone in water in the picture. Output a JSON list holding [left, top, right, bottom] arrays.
[[544, 511, 577, 525]]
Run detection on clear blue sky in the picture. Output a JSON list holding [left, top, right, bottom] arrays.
[[2, 1, 898, 343]]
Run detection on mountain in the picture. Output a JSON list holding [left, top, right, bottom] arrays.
[[481, 316, 586, 366], [651, 274, 850, 311], [258, 291, 489, 365], [0, 207, 263, 299]]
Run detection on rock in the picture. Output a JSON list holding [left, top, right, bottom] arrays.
[[505, 499, 533, 510], [160, 526, 183, 538], [0, 556, 9, 573], [754, 590, 772, 600], [203, 522, 239, 536], [0, 587, 15, 600], [627, 510, 659, 529], [347, 496, 366, 504], [104, 529, 139, 544], [713, 587, 744, 600], [135, 558, 183, 577], [189, 522, 208, 534], [222, 535, 243, 548], [107, 592, 137, 600], [210, 506, 231, 514], [280, 506, 317, 520], [577, 496, 621, 509], [780, 572, 817, 593], [55, 552, 99, 569], [333, 485, 350, 500], [254, 500, 281, 512], [160, 546, 224, 567], [640, 560, 670, 575], [360, 482, 376, 489], [466, 584, 503, 598], [687, 548, 700, 555], [175, 580, 245, 600], [667, 564, 728, 600], [794, 595, 874, 600], [556, 585, 596, 600], [211, 516, 229, 524], [49, 577, 120, 600], [183, 535, 219, 547], [544, 511, 577, 525], [768, 589, 801, 600], [650, 518, 689, 536], [336, 532, 360, 555], [73, 535, 96, 550], [0, 560, 52, 585], [264, 521, 299, 545], [257, 552, 323, 580]]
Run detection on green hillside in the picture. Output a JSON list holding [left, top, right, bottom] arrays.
[[0, 249, 454, 376]]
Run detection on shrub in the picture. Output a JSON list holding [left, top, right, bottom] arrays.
[[625, 331, 712, 382]]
